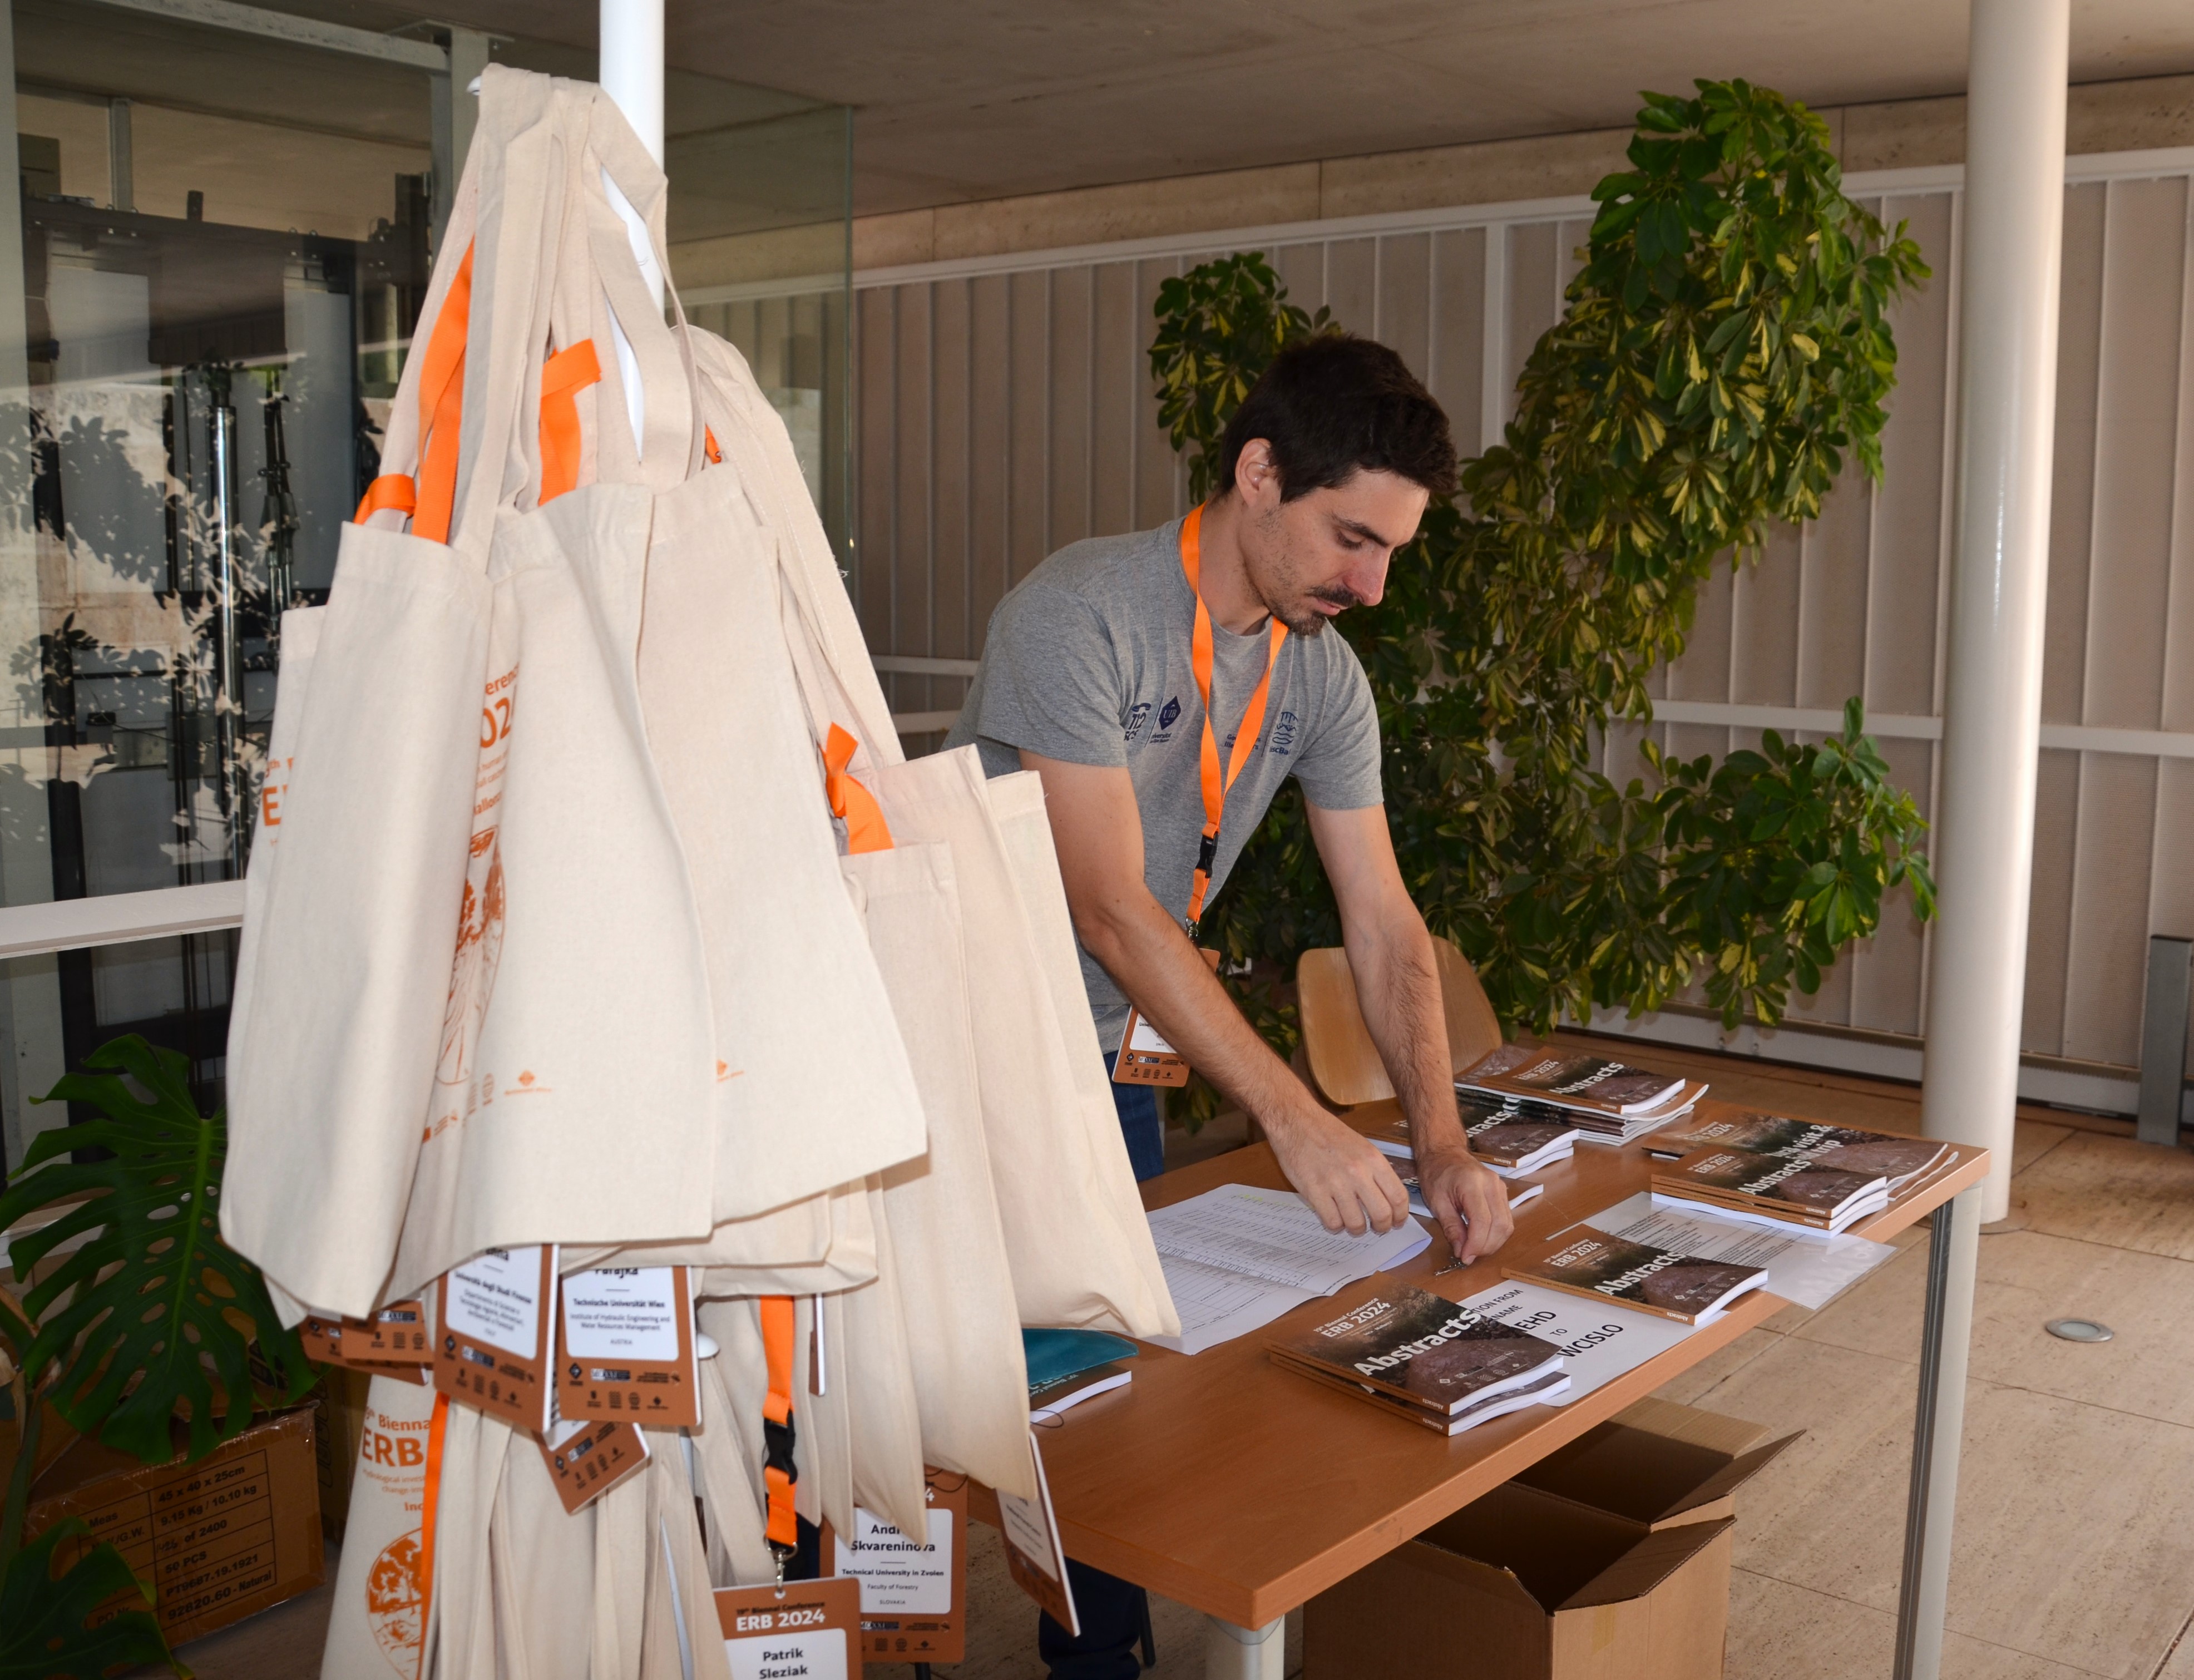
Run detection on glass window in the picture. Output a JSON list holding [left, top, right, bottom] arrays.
[[0, 7, 851, 1179]]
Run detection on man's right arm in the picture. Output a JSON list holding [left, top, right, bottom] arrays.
[[1019, 749, 1409, 1236]]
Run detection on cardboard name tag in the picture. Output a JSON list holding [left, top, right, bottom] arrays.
[[537, 1407, 650, 1515], [1112, 950, 1222, 1088], [302, 1298, 431, 1372], [998, 1431, 1078, 1637], [435, 1245, 557, 1432], [819, 1469, 967, 1664], [715, 1576, 862, 1680], [557, 1265, 700, 1427]]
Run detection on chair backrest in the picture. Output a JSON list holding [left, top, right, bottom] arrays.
[[1296, 937, 1504, 1108]]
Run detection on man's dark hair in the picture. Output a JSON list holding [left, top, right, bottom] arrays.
[[1215, 332, 1457, 502]]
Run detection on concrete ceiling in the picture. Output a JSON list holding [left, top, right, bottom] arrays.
[[93, 0, 2194, 215]]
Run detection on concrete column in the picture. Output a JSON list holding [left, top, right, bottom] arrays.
[[1919, 0, 2068, 1221]]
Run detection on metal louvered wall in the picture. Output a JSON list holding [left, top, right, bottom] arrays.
[[747, 150, 2194, 1094]]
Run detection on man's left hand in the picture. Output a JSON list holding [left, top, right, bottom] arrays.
[[1412, 1142, 1515, 1266]]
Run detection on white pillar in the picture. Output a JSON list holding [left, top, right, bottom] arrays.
[[599, 0, 664, 164], [1900, 7, 2066, 1676], [1919, 0, 2068, 1223], [596, 0, 664, 458]]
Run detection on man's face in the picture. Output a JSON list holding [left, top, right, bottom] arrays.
[[1233, 442, 1429, 635]]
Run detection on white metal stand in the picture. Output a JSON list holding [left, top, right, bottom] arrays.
[[1205, 1614, 1286, 1680]]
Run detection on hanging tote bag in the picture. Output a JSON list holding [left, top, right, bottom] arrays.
[[632, 454, 926, 1221], [840, 843, 1036, 1499], [386, 77, 728, 1296], [322, 1377, 444, 1680], [222, 71, 561, 1320], [985, 769, 1177, 1323], [865, 749, 1179, 1338], [685, 327, 901, 769], [485, 1425, 597, 1680]]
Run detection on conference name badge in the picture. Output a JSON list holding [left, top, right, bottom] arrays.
[[556, 1264, 701, 1428], [1111, 950, 1222, 1089], [998, 1430, 1079, 1637], [817, 1468, 969, 1663], [301, 1297, 431, 1372], [537, 1404, 650, 1515], [715, 1576, 862, 1680], [433, 1244, 557, 1432]]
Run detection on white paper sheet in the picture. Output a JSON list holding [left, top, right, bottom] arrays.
[[1142, 1186, 1430, 1354], [1145, 1185, 1429, 1292], [1461, 1278, 1698, 1401], [1598, 1192, 1894, 1310]]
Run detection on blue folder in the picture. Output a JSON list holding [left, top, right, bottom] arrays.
[[1022, 1327, 1138, 1394]]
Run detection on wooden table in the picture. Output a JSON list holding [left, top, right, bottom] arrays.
[[979, 1098, 1992, 1680]]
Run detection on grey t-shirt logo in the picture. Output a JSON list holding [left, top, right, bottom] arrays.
[[1123, 700, 1153, 741], [1269, 709, 1298, 757]]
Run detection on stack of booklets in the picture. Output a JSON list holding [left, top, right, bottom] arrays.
[[1023, 1328, 1136, 1419], [1458, 1044, 1706, 1144], [1267, 1286, 1569, 1435], [1368, 1095, 1578, 1178], [1503, 1224, 1768, 1323], [1649, 1147, 1891, 1234], [1645, 1110, 1953, 1201]]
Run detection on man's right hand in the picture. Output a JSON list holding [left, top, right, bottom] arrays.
[[1262, 1099, 1410, 1236]]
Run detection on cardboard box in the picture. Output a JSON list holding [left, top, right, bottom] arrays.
[[1509, 1397, 1800, 1530], [27, 1404, 325, 1646], [1305, 1483, 1735, 1680]]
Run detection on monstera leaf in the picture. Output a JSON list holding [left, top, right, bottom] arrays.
[[0, 1519, 180, 1679], [0, 1035, 313, 1464]]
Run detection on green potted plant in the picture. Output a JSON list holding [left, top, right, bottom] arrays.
[[0, 1035, 315, 1678], [1149, 79, 1935, 1083]]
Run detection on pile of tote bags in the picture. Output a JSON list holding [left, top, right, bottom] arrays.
[[219, 67, 1176, 1680]]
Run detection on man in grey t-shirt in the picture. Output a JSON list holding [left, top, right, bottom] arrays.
[[952, 333, 1516, 1680], [949, 333, 1513, 1248]]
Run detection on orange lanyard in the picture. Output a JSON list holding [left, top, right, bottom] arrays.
[[1179, 505, 1287, 937]]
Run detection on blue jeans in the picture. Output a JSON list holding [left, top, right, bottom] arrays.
[[1032, 1058, 1164, 1678], [1103, 1051, 1167, 1183]]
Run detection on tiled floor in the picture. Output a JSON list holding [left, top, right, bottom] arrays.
[[152, 1047, 2194, 1679]]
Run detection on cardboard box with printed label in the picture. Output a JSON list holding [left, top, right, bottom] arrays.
[[1305, 1481, 1734, 1680], [25, 1403, 325, 1647], [1509, 1396, 1800, 1530]]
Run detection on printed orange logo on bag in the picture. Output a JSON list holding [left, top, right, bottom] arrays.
[[364, 1530, 425, 1675], [428, 661, 518, 1144]]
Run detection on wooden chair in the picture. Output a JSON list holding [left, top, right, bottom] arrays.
[[1296, 937, 1502, 1108]]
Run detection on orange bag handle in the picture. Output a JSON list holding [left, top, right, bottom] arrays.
[[353, 241, 476, 537], [759, 1294, 799, 1560], [538, 338, 602, 505], [414, 1392, 449, 1674], [822, 725, 894, 855]]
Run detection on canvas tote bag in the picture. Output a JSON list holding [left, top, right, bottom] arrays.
[[221, 74, 557, 1318], [839, 843, 1035, 1498], [863, 749, 1179, 1337], [985, 769, 1177, 1321], [685, 327, 900, 772], [633, 446, 926, 1221], [487, 1427, 597, 1680], [387, 75, 727, 1296], [323, 1376, 443, 1680]]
